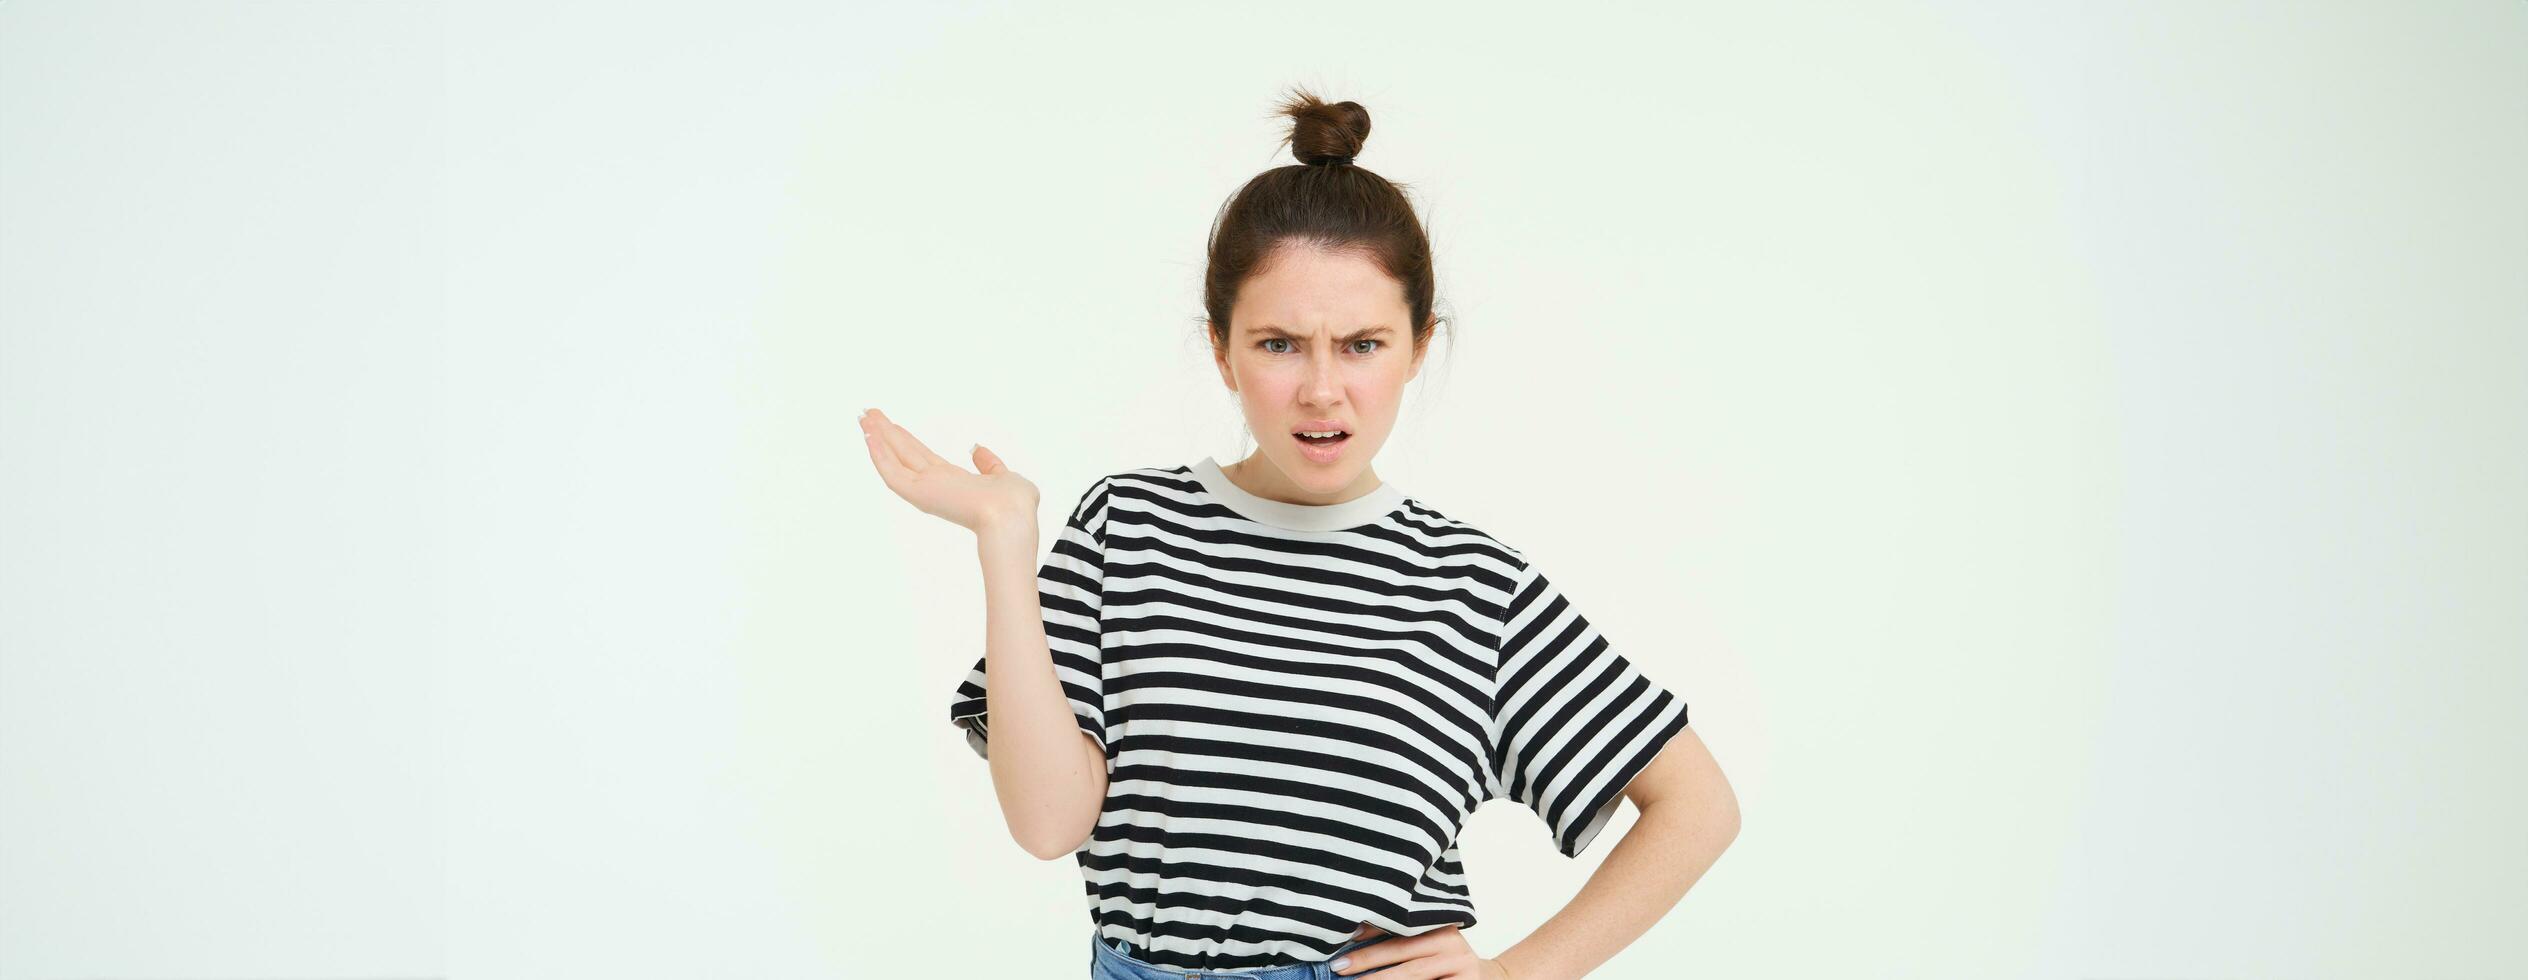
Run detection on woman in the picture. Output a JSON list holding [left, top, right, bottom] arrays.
[[860, 88, 1740, 980]]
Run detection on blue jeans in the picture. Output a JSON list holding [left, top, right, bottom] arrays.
[[1089, 929, 1392, 980]]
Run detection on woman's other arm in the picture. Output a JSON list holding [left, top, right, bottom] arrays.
[[859, 407, 1106, 860], [1490, 726, 1740, 979]]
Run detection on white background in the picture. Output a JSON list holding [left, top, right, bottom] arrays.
[[3, 2, 2521, 978]]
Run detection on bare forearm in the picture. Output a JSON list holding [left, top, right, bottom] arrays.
[[1494, 798, 1737, 979], [975, 519, 1102, 858]]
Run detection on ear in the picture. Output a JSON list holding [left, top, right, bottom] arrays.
[[1407, 320, 1433, 380], [1211, 324, 1238, 392]]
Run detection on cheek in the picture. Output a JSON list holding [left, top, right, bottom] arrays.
[[1234, 365, 1302, 402], [1351, 364, 1413, 406]]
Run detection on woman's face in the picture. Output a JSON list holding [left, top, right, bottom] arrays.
[[1212, 244, 1426, 504]]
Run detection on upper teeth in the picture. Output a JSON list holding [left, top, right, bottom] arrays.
[[1300, 431, 1343, 439]]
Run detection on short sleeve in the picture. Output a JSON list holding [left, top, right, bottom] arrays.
[[1484, 559, 1691, 858], [946, 476, 1112, 762]]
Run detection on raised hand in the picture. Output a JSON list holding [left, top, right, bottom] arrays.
[[858, 407, 1040, 534]]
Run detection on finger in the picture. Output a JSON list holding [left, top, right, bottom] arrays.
[[868, 408, 948, 469], [1362, 959, 1443, 980], [1377, 955, 1456, 980], [1332, 935, 1413, 976], [863, 424, 914, 490], [857, 409, 896, 467], [972, 442, 1005, 475], [859, 411, 917, 487], [1336, 946, 1435, 979]]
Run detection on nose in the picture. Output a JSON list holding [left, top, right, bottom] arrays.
[[1300, 347, 1341, 407]]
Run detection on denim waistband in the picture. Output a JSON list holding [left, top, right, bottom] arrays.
[[1089, 929, 1386, 980]]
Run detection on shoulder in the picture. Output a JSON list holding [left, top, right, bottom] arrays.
[[1071, 463, 1196, 510], [1096, 463, 1195, 493], [1052, 463, 1197, 530], [1389, 495, 1533, 594], [1397, 500, 1581, 653]]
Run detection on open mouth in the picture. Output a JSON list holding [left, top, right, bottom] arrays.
[[1293, 429, 1350, 448]]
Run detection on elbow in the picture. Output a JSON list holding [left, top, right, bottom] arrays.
[[1710, 779, 1743, 847], [1019, 828, 1088, 861], [1002, 777, 1105, 860], [1014, 810, 1095, 861]]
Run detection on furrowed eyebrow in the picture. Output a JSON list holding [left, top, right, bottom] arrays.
[[1250, 325, 1396, 341]]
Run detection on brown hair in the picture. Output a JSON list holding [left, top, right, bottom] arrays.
[[1202, 86, 1447, 360]]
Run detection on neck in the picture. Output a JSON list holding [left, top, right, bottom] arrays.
[[1223, 452, 1383, 507]]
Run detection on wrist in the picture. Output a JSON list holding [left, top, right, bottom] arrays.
[[974, 514, 1038, 552]]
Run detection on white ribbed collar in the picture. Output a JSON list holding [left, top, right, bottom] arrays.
[[1189, 455, 1408, 533]]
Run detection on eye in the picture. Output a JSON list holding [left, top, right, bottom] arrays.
[[1349, 339, 1382, 354], [1260, 338, 1292, 354]]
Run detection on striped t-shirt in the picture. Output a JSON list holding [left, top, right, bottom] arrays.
[[947, 455, 1691, 973]]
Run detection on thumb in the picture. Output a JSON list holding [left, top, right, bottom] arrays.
[[971, 442, 1005, 474]]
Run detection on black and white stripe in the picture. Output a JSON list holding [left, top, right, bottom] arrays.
[[948, 460, 1689, 972]]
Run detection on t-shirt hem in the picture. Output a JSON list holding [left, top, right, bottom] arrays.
[[1557, 703, 1692, 859]]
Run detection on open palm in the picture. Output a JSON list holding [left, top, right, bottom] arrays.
[[858, 407, 1039, 533]]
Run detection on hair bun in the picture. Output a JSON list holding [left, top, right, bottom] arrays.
[[1275, 87, 1370, 167]]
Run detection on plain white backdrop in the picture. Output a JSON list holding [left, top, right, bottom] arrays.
[[3, 2, 2521, 978]]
